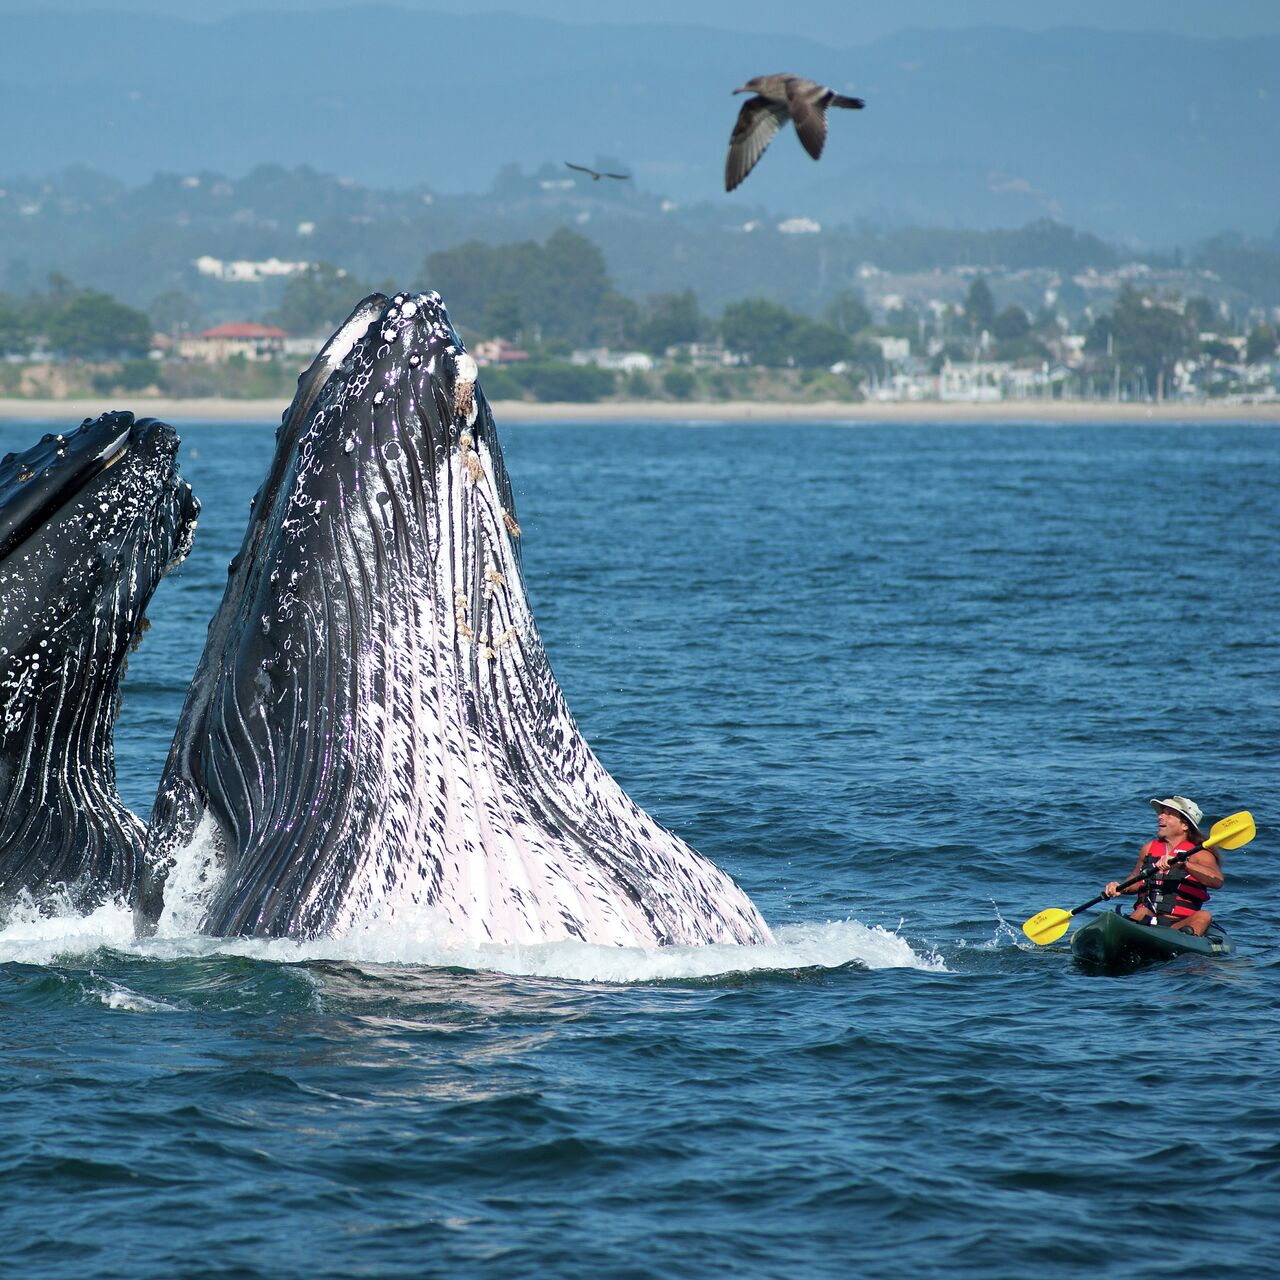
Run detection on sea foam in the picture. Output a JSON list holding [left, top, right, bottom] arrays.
[[0, 897, 944, 981]]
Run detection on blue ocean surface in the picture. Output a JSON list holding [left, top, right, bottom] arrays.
[[1, 417, 1277, 1279]]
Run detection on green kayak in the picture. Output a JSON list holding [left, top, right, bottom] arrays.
[[1071, 909, 1232, 970]]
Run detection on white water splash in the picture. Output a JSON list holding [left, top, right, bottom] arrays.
[[91, 974, 180, 1012], [0, 897, 945, 980], [0, 894, 135, 965], [154, 811, 222, 935]]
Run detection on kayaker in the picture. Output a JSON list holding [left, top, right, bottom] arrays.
[[1103, 796, 1223, 935]]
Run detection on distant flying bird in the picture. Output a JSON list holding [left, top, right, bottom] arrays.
[[725, 74, 865, 192], [565, 161, 630, 181]]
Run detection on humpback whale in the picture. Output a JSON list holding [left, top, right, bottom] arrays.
[[0, 412, 198, 912], [137, 291, 772, 947]]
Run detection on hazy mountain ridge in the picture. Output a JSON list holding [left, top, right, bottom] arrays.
[[2, 8, 1278, 243], [6, 161, 1280, 332]]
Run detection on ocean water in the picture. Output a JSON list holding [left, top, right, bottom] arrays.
[[1, 417, 1277, 1279]]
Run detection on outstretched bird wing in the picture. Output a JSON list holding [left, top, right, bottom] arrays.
[[725, 97, 790, 191], [784, 77, 833, 161], [566, 161, 631, 181]]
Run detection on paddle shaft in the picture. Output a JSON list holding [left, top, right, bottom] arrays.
[[1067, 844, 1206, 918]]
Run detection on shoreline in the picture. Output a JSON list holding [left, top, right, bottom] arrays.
[[1, 396, 1278, 424]]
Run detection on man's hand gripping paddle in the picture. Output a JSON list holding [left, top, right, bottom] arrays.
[[1020, 810, 1256, 946]]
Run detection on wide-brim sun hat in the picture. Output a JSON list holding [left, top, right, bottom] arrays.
[[1150, 795, 1206, 840]]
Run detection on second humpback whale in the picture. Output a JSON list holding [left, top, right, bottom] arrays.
[[137, 291, 773, 947], [0, 412, 198, 913]]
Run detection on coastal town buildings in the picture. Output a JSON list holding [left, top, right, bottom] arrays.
[[143, 318, 1279, 405]]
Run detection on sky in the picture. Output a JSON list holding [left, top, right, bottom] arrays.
[[1, 0, 1278, 41]]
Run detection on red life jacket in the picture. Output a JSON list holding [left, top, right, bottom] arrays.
[[1138, 839, 1211, 918]]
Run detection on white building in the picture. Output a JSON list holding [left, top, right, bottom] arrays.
[[193, 255, 313, 283], [571, 348, 655, 372], [873, 336, 911, 363], [667, 342, 741, 367], [939, 359, 1010, 402]]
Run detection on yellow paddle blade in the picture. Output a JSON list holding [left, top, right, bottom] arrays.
[[1205, 811, 1255, 851], [1022, 908, 1072, 945]]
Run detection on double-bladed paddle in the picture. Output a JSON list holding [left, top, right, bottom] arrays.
[[1021, 810, 1256, 945]]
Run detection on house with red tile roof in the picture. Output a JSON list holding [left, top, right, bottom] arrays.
[[179, 322, 289, 362]]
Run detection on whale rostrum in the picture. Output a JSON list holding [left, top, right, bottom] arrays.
[[137, 291, 773, 946], [0, 412, 198, 913]]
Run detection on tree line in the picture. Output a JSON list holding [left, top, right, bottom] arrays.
[[268, 230, 888, 373], [3, 231, 1276, 399], [0, 275, 152, 358]]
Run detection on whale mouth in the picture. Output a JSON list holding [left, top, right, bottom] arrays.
[[0, 415, 135, 561], [100, 438, 131, 470], [0, 411, 199, 676]]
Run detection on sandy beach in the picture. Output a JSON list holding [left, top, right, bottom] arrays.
[[1, 396, 1277, 424]]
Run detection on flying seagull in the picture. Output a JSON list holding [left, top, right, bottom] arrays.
[[565, 161, 630, 181], [725, 74, 865, 192]]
